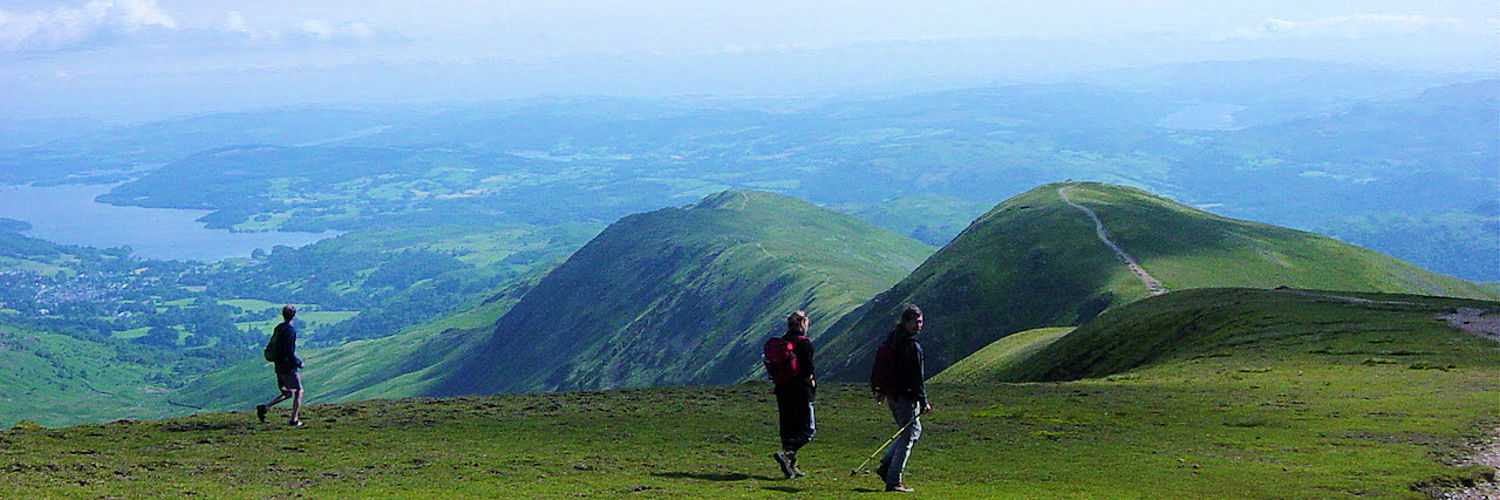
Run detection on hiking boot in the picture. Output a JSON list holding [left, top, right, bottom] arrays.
[[789, 454, 805, 478], [289, 420, 304, 427], [771, 451, 793, 479], [255, 405, 267, 423], [885, 483, 915, 493]]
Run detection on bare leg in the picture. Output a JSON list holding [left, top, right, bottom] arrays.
[[289, 389, 303, 424], [264, 390, 290, 407]]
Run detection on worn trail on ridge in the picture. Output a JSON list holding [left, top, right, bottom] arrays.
[[1059, 185, 1168, 296]]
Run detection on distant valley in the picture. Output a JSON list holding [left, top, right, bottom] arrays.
[[0, 60, 1495, 427]]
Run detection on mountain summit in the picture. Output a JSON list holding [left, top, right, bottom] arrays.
[[818, 182, 1497, 380], [431, 190, 933, 394]]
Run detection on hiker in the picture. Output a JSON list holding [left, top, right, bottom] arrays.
[[765, 310, 816, 479], [256, 305, 304, 427], [870, 304, 931, 493]]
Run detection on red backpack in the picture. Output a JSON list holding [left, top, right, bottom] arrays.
[[762, 336, 804, 384], [869, 339, 905, 395]]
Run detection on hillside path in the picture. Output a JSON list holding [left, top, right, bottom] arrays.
[[1059, 185, 1168, 295], [1439, 308, 1500, 500]]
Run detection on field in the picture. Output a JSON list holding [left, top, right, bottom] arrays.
[[4, 376, 1491, 499], [5, 288, 1496, 498]]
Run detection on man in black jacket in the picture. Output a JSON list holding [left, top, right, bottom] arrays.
[[875, 304, 931, 493], [256, 305, 304, 426]]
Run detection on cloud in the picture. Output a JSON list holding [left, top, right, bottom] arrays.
[[216, 13, 387, 47], [1213, 14, 1480, 41], [0, 0, 177, 51], [0, 2, 393, 54]]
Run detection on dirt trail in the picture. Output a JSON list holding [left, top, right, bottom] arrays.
[[1435, 308, 1499, 500], [1058, 185, 1168, 296], [1272, 288, 1420, 307]]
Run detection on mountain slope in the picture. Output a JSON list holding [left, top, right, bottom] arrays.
[[937, 287, 1500, 384], [819, 181, 1498, 381], [429, 190, 933, 395]]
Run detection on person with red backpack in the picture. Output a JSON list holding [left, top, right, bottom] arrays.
[[869, 304, 931, 493], [764, 310, 816, 479]]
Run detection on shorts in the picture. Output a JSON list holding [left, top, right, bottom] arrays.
[[276, 371, 302, 391]]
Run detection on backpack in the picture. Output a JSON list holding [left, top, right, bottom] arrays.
[[762, 336, 804, 384], [870, 338, 905, 395], [263, 329, 281, 363]]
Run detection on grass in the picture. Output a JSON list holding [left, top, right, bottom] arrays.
[[414, 190, 935, 396], [3, 373, 1492, 499], [6, 286, 1495, 498], [993, 288, 1500, 383], [818, 182, 1498, 382], [182, 272, 543, 409], [0, 324, 190, 427], [930, 327, 1075, 384]]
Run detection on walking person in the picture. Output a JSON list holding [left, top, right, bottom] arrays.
[[763, 310, 816, 479], [869, 304, 932, 493], [256, 305, 305, 427]]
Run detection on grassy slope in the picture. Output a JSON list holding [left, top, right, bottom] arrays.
[[181, 270, 545, 410], [431, 190, 934, 395], [4, 290, 1495, 498], [1066, 184, 1496, 296], [819, 182, 1498, 382], [988, 287, 1500, 383], [929, 327, 1075, 385], [0, 324, 195, 427], [848, 194, 994, 246]]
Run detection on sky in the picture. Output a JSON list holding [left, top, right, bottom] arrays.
[[1, 0, 1496, 122]]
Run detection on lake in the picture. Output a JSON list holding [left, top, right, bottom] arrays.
[[0, 183, 339, 262]]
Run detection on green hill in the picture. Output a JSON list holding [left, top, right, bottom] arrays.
[[927, 327, 1075, 385], [819, 181, 1498, 381], [968, 287, 1500, 383], [429, 190, 933, 395]]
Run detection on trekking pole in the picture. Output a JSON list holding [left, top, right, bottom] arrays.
[[849, 409, 922, 477]]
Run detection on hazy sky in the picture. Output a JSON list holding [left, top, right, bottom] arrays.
[[2, 1, 1496, 121]]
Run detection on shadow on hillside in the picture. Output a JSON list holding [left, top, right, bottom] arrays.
[[651, 471, 777, 482]]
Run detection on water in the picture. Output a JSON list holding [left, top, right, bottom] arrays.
[[1158, 102, 1249, 131], [0, 183, 339, 262]]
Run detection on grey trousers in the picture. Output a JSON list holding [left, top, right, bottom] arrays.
[[879, 395, 922, 486]]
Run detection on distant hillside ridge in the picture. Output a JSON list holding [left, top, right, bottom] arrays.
[[956, 287, 1500, 383], [428, 190, 934, 395], [818, 181, 1499, 382]]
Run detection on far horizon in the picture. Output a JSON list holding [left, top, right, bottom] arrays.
[[2, 1, 1496, 123]]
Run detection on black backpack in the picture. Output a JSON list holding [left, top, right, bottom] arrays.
[[263, 329, 281, 362]]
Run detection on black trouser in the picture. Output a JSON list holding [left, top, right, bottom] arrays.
[[775, 382, 816, 452]]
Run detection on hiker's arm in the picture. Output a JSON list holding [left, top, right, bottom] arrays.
[[794, 338, 815, 386], [907, 342, 927, 408]]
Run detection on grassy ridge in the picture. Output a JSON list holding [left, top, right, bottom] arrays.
[[1063, 184, 1496, 296], [988, 288, 1500, 383], [820, 183, 1138, 381], [928, 327, 1074, 385], [819, 182, 1498, 383], [431, 190, 934, 395]]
